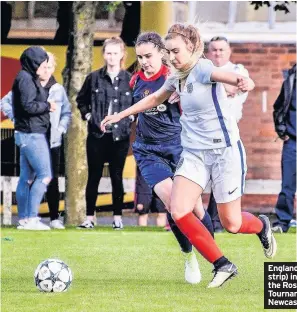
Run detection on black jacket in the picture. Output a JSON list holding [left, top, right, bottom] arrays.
[[273, 64, 296, 139], [77, 67, 133, 141], [12, 47, 50, 133]]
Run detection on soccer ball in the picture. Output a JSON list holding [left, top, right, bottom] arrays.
[[34, 259, 72, 292]]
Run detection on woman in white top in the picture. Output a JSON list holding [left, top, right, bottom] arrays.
[[101, 23, 277, 288]]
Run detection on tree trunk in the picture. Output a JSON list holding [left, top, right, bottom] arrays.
[[62, 1, 96, 224]]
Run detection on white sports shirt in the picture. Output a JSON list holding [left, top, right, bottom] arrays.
[[163, 58, 241, 152], [217, 61, 249, 122]]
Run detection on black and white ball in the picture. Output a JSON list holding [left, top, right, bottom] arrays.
[[34, 259, 72, 292]]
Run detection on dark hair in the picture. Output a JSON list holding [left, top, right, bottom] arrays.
[[135, 32, 165, 50], [135, 32, 168, 66], [210, 36, 229, 43]]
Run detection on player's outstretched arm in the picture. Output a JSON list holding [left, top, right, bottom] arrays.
[[101, 87, 172, 131], [211, 70, 255, 92]]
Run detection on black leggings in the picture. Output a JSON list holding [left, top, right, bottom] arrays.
[[86, 134, 130, 216], [47, 146, 61, 221]]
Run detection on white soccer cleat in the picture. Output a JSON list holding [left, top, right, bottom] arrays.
[[184, 251, 201, 284], [257, 215, 277, 259], [50, 219, 65, 229], [207, 262, 238, 288]]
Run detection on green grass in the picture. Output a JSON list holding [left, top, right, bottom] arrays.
[[1, 227, 296, 312]]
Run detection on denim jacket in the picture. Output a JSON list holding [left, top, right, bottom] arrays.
[[1, 83, 71, 148]]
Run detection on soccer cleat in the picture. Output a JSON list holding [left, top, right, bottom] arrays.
[[23, 217, 51, 230], [207, 262, 238, 288], [257, 215, 277, 258], [289, 219, 296, 228], [272, 225, 283, 234], [184, 251, 201, 284], [50, 219, 65, 229], [112, 220, 123, 230], [77, 220, 94, 229]]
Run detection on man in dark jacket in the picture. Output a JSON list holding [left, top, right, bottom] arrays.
[[272, 64, 296, 233]]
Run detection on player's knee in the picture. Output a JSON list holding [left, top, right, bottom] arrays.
[[170, 210, 186, 221], [223, 223, 241, 234]]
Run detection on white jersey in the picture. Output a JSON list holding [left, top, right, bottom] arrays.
[[217, 61, 249, 122], [163, 58, 240, 152]]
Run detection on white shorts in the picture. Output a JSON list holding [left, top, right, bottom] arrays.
[[175, 140, 247, 203]]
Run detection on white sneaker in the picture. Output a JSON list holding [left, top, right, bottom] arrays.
[[289, 219, 296, 228], [112, 220, 123, 230], [17, 219, 28, 230], [77, 220, 94, 229], [23, 217, 51, 231], [184, 251, 201, 284], [50, 219, 65, 229]]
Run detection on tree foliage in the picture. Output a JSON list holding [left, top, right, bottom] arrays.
[[250, 1, 296, 14]]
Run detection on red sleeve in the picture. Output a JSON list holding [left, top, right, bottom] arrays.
[[129, 73, 139, 89]]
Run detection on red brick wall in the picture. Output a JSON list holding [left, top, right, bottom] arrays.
[[230, 43, 296, 180]]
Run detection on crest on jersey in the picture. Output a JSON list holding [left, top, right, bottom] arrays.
[[157, 104, 167, 112], [142, 89, 151, 98], [186, 83, 193, 93]]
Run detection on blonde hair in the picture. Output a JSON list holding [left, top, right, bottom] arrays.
[[102, 37, 126, 69], [46, 52, 57, 68], [165, 23, 205, 80]]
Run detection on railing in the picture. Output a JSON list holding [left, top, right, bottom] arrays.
[[1, 176, 135, 225], [1, 176, 281, 225]]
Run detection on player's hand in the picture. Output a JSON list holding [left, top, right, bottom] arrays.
[[281, 135, 290, 141], [168, 91, 180, 104], [48, 101, 57, 112], [101, 113, 122, 132], [237, 77, 254, 92]]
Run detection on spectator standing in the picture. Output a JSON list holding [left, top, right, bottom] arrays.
[[272, 64, 296, 233], [1, 52, 72, 229], [77, 37, 133, 229], [12, 46, 56, 230]]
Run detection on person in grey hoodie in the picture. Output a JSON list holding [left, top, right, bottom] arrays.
[[1, 51, 71, 229]]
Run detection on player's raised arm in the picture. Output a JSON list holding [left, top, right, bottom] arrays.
[[211, 70, 255, 92], [100, 87, 172, 131]]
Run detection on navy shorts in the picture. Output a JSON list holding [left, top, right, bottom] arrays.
[[132, 138, 182, 189]]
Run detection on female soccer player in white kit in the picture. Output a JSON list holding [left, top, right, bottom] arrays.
[[101, 23, 277, 288]]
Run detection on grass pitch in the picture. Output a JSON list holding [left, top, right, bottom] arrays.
[[1, 227, 296, 312]]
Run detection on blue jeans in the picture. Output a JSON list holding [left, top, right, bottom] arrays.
[[275, 138, 296, 231], [15, 132, 52, 219]]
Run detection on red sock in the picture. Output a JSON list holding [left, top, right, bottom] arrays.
[[237, 212, 263, 234], [175, 212, 223, 263]]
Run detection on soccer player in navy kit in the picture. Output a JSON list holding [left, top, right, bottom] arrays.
[[129, 32, 214, 284], [101, 24, 277, 288]]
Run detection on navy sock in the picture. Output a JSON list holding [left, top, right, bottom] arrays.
[[213, 256, 229, 269], [167, 212, 192, 253], [201, 210, 214, 238]]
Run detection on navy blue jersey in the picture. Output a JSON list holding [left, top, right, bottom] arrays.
[[130, 65, 181, 143]]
